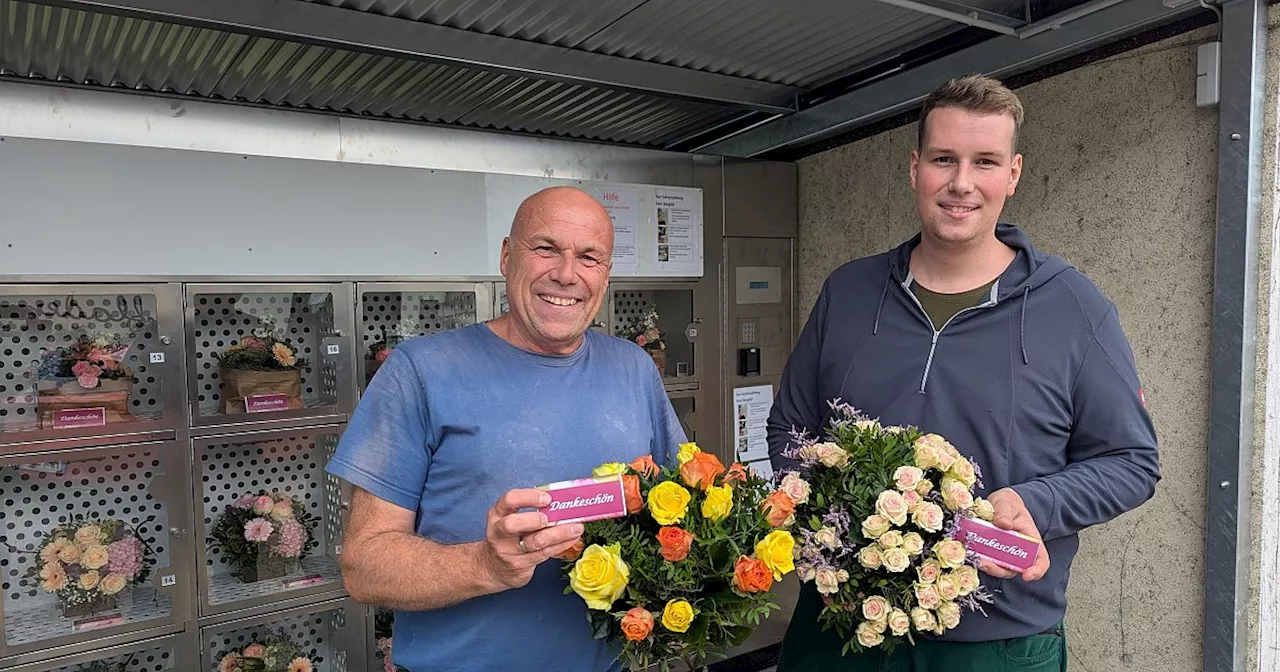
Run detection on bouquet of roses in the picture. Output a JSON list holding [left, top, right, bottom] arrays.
[[37, 332, 134, 389], [778, 400, 996, 653], [560, 443, 796, 672], [24, 517, 155, 618], [207, 491, 319, 583], [216, 632, 315, 672]]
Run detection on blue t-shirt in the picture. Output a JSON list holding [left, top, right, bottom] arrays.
[[325, 323, 687, 672]]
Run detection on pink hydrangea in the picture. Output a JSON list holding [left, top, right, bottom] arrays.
[[107, 537, 144, 579], [233, 494, 256, 510], [243, 518, 274, 543], [274, 519, 305, 558]]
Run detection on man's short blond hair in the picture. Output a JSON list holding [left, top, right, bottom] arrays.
[[918, 74, 1025, 151]]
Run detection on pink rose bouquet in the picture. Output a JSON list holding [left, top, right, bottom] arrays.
[[777, 400, 995, 653], [208, 491, 318, 583]]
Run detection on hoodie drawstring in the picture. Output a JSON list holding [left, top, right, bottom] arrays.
[[873, 274, 890, 335], [1020, 287, 1029, 365]]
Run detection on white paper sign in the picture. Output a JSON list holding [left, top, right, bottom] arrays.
[[733, 385, 774, 464], [654, 189, 701, 274], [589, 186, 639, 272]]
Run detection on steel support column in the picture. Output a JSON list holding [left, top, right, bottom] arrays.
[[1205, 0, 1267, 670]]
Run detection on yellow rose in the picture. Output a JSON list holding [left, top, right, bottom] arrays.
[[912, 502, 945, 533], [75, 525, 104, 546], [647, 481, 692, 525], [856, 621, 885, 648], [861, 596, 890, 623], [911, 607, 937, 632], [888, 608, 911, 636], [661, 599, 696, 633], [940, 477, 974, 512], [99, 572, 128, 595], [882, 547, 911, 573], [933, 540, 967, 570], [947, 458, 978, 488], [937, 600, 962, 630], [58, 544, 82, 565], [878, 530, 903, 548], [917, 559, 942, 584], [875, 490, 909, 527], [858, 545, 884, 570], [568, 543, 630, 610], [755, 530, 796, 580], [862, 514, 891, 540], [956, 565, 980, 596], [915, 479, 933, 497], [936, 573, 962, 601], [914, 582, 941, 610], [973, 497, 996, 522], [81, 545, 110, 570], [901, 532, 925, 556], [78, 570, 101, 591], [677, 442, 701, 465], [591, 462, 629, 478], [701, 484, 734, 522], [815, 526, 840, 550]]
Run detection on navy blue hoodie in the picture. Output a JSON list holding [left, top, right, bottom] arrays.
[[767, 223, 1160, 642]]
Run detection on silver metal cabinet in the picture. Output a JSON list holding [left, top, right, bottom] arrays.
[[355, 282, 494, 392], [0, 630, 198, 672], [0, 284, 185, 453], [184, 284, 356, 437], [200, 597, 366, 672], [193, 425, 350, 618], [0, 440, 194, 663]]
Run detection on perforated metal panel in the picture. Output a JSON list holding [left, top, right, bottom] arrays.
[[360, 292, 479, 347], [206, 607, 348, 672], [198, 431, 343, 607], [0, 293, 166, 434], [0, 451, 174, 646], [49, 644, 175, 672], [190, 292, 339, 417], [611, 290, 655, 337]]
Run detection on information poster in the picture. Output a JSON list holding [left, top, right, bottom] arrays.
[[654, 190, 699, 273], [733, 384, 774, 479], [589, 185, 639, 272]]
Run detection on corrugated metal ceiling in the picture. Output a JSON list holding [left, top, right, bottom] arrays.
[[0, 0, 1050, 150]]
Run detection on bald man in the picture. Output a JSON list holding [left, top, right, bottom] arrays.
[[326, 186, 686, 672]]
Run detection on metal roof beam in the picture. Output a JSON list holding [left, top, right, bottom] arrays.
[[28, 0, 802, 114], [870, 0, 1020, 34], [700, 0, 1208, 157]]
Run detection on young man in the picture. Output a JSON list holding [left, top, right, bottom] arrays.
[[326, 186, 686, 672], [766, 75, 1160, 671]]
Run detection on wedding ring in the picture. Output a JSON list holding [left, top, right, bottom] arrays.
[[518, 538, 528, 553]]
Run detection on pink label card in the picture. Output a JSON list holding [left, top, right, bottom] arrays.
[[282, 574, 325, 589], [73, 612, 124, 633], [953, 517, 1040, 572], [53, 407, 106, 429], [537, 475, 628, 525], [245, 394, 289, 413]]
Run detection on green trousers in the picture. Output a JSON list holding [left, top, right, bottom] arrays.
[[775, 586, 1066, 672]]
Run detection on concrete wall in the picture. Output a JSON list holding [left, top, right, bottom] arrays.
[[794, 15, 1280, 672]]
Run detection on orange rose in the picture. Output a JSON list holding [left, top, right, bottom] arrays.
[[733, 556, 774, 593], [656, 526, 695, 562], [554, 539, 585, 562], [724, 462, 749, 485], [761, 490, 796, 527], [621, 607, 655, 642], [630, 455, 660, 478], [679, 451, 726, 490], [623, 475, 643, 514]]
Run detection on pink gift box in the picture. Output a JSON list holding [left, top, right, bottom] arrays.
[[536, 475, 628, 525], [953, 517, 1040, 572]]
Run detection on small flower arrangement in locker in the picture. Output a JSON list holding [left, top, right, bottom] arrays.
[[16, 516, 157, 619], [35, 332, 137, 428], [620, 307, 668, 376], [374, 608, 395, 672], [214, 315, 308, 414], [366, 316, 420, 380], [207, 491, 319, 583], [71, 652, 136, 672], [215, 632, 316, 672]]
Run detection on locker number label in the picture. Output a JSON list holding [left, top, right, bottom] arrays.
[[327, 344, 341, 355], [149, 352, 166, 364], [161, 574, 177, 587]]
